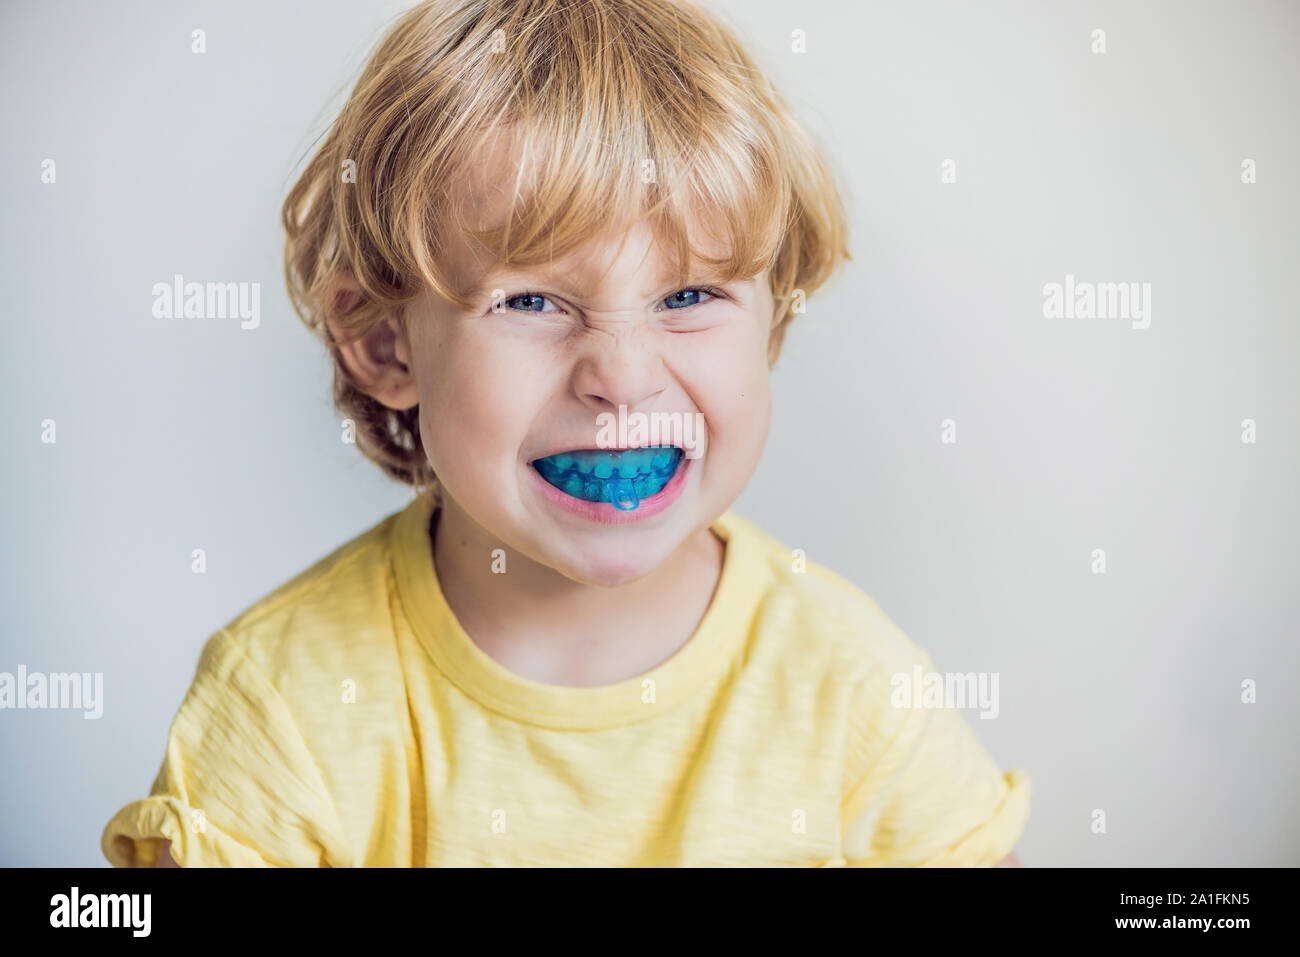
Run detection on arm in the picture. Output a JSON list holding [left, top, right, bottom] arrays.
[[157, 839, 180, 868], [993, 852, 1022, 867], [101, 630, 352, 869]]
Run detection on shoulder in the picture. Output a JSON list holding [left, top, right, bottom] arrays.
[[196, 496, 423, 699], [717, 510, 933, 682]]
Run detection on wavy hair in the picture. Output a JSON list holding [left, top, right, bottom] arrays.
[[282, 0, 850, 487]]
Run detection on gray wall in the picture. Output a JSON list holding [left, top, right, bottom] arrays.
[[2, 0, 1296, 866]]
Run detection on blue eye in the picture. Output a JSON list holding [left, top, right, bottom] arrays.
[[496, 287, 719, 316], [663, 288, 714, 310], [503, 293, 559, 313]]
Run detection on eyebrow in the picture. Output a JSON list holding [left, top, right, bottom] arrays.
[[467, 265, 750, 301]]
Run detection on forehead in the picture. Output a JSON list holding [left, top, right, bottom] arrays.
[[440, 126, 737, 300]]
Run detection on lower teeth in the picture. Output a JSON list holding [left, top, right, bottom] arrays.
[[535, 449, 681, 509]]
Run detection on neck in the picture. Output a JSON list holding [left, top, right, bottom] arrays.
[[430, 492, 725, 685]]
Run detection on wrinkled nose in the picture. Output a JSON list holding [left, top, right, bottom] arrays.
[[570, 322, 666, 414]]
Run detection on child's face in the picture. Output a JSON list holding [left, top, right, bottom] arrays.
[[392, 168, 776, 586]]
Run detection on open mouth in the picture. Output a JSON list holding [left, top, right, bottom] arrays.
[[531, 446, 685, 511]]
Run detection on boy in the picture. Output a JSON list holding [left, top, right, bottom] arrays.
[[104, 0, 1028, 867]]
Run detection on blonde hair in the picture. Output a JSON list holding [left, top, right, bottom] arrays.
[[283, 0, 850, 487]]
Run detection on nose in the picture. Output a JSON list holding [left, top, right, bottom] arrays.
[[570, 318, 667, 414]]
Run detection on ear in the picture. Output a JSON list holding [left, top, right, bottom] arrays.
[[324, 273, 420, 411]]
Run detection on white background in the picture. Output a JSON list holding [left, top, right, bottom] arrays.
[[2, 0, 1297, 865]]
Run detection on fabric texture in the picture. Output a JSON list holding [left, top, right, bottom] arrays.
[[102, 488, 1030, 867]]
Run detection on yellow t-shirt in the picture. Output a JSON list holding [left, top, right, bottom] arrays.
[[102, 487, 1030, 867]]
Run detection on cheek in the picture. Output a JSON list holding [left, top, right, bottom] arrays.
[[716, 364, 772, 456], [688, 322, 773, 453], [412, 336, 528, 476]]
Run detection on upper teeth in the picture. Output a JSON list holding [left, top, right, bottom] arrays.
[[536, 447, 679, 478]]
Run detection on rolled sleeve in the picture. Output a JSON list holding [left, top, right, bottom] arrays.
[[842, 638, 1032, 867], [101, 629, 352, 868]]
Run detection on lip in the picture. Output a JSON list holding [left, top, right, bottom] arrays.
[[527, 453, 693, 525], [529, 442, 683, 459]]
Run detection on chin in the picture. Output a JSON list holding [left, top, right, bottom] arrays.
[[547, 536, 679, 587]]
